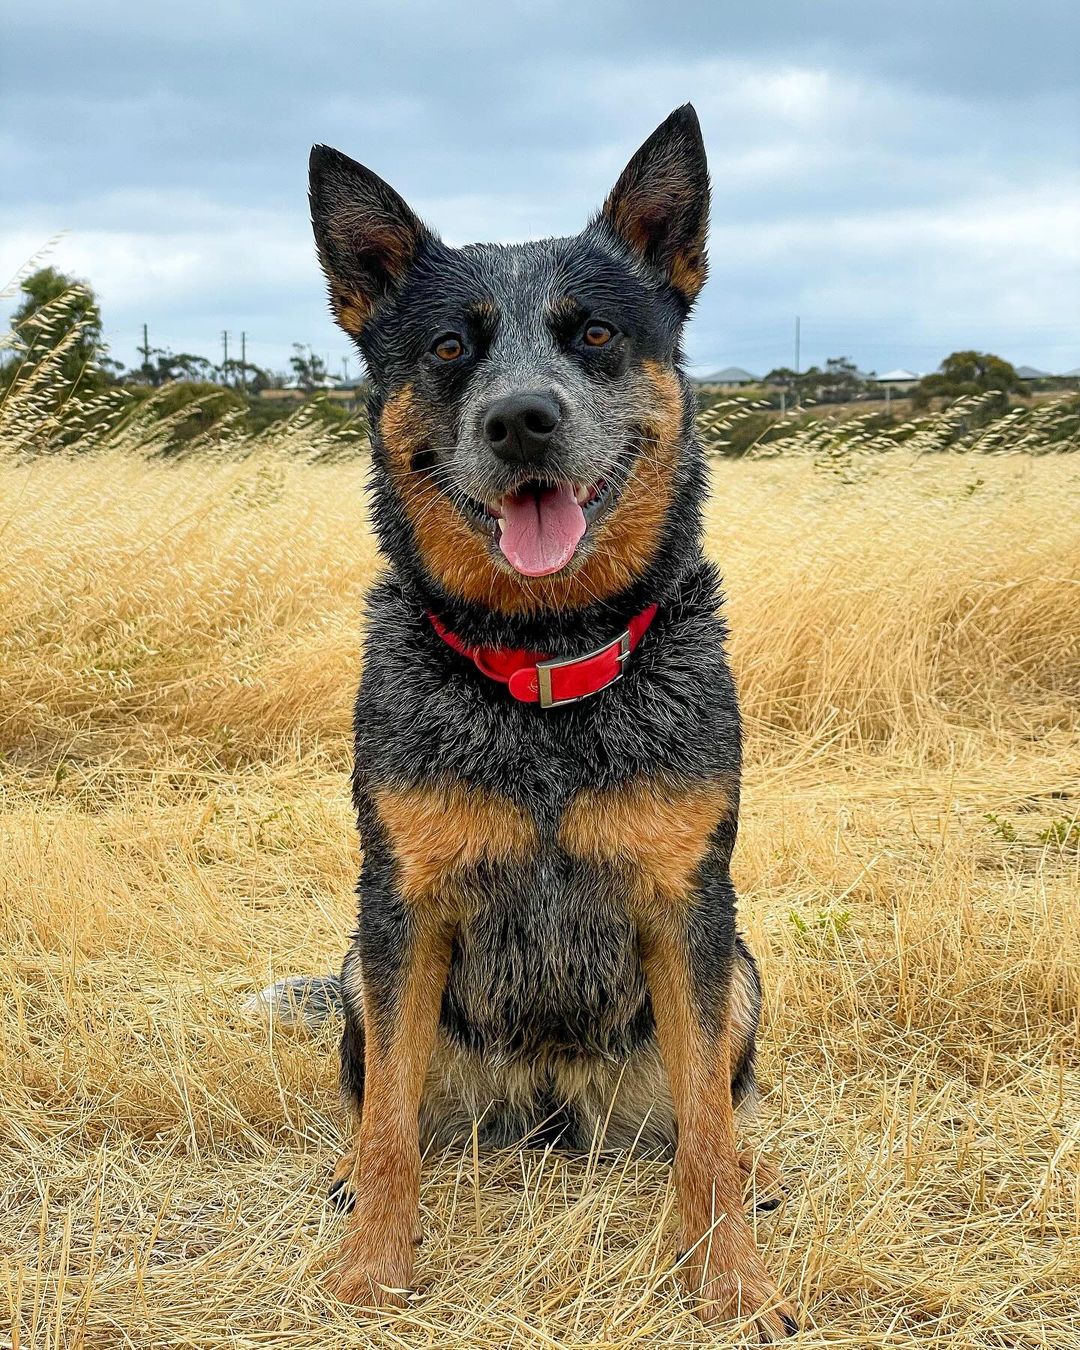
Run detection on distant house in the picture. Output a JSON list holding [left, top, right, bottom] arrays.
[[258, 379, 367, 405], [1015, 365, 1050, 380], [326, 383, 367, 404], [872, 368, 921, 390], [700, 366, 758, 388]]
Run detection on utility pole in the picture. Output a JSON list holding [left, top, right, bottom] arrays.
[[240, 331, 247, 390], [794, 315, 801, 408], [222, 330, 229, 384], [139, 323, 151, 372], [341, 356, 349, 384]]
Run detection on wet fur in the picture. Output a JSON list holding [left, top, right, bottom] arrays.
[[303, 105, 796, 1336]]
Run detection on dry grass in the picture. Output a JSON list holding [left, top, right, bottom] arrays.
[[1, 433, 1078, 1347]]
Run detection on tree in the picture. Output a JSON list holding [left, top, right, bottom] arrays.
[[289, 344, 333, 391], [1, 266, 116, 392], [128, 347, 217, 387], [763, 366, 806, 410], [219, 356, 272, 391], [125, 348, 272, 392], [914, 351, 1022, 407], [239, 361, 273, 393], [818, 356, 866, 404], [764, 357, 867, 407], [763, 367, 798, 390], [173, 352, 219, 384]]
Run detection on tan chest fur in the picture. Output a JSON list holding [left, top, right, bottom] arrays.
[[373, 777, 733, 915]]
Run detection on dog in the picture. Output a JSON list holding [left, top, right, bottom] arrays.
[[260, 104, 796, 1339]]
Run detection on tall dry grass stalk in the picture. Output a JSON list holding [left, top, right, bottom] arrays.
[[1, 372, 1078, 1345]]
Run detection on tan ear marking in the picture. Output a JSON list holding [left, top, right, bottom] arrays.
[[332, 287, 373, 336], [669, 248, 707, 302], [309, 144, 429, 337], [599, 105, 709, 302]]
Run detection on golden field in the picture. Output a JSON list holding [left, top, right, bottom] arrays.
[[1, 435, 1078, 1348]]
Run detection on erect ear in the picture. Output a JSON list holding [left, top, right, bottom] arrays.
[[309, 145, 433, 337], [599, 104, 710, 305]]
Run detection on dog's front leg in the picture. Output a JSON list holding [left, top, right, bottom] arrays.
[[328, 904, 451, 1309], [641, 918, 797, 1341]]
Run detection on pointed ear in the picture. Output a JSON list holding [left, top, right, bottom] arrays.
[[599, 104, 710, 305], [309, 145, 433, 337]]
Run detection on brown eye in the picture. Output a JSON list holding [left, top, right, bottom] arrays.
[[583, 322, 614, 348], [433, 334, 464, 362]]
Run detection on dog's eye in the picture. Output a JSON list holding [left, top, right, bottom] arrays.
[[583, 322, 615, 348], [432, 334, 465, 362]]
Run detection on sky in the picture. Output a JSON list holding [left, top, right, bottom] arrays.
[[3, 0, 1079, 380]]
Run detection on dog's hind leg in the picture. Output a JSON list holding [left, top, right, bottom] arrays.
[[327, 944, 366, 1212], [729, 934, 762, 1110], [327, 908, 452, 1310], [729, 937, 786, 1211]]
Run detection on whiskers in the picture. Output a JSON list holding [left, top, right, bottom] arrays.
[[385, 431, 678, 622]]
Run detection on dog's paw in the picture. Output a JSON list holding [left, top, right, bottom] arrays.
[[676, 1245, 797, 1341], [327, 1225, 416, 1311], [738, 1148, 787, 1213], [327, 1148, 358, 1213], [327, 1177, 356, 1213], [326, 1257, 411, 1311]]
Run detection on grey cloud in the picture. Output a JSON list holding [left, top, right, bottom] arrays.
[[2, 0, 1078, 375]]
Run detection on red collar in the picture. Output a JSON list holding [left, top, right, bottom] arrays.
[[428, 604, 658, 709]]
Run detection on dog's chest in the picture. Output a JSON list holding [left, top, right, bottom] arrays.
[[369, 768, 732, 1057], [370, 769, 732, 910], [443, 848, 650, 1058]]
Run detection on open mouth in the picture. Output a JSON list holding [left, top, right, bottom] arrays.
[[463, 479, 613, 577]]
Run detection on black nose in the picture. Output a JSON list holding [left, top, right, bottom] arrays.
[[482, 391, 561, 464]]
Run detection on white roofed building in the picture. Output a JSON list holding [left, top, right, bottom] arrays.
[[872, 368, 920, 388]]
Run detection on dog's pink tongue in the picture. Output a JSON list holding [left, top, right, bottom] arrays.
[[498, 483, 587, 577]]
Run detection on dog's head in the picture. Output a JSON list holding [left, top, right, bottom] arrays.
[[310, 105, 708, 618]]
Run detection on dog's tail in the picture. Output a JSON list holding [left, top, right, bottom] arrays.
[[244, 975, 343, 1030]]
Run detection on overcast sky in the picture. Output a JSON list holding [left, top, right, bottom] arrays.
[[3, 1, 1078, 378]]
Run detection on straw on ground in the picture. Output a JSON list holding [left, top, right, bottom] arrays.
[[1, 436, 1078, 1348]]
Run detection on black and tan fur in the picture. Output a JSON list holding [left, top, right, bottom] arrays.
[[271, 105, 797, 1338]]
